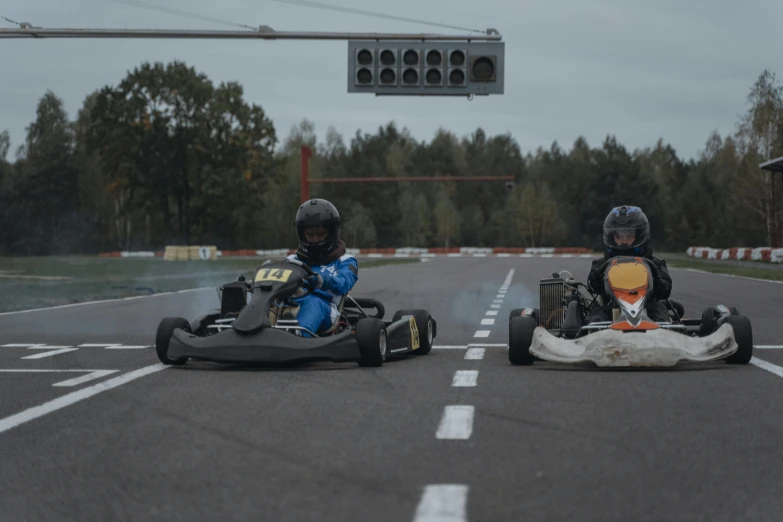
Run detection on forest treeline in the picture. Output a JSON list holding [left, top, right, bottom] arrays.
[[1, 61, 781, 255]]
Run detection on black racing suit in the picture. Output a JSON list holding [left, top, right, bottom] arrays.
[[585, 246, 673, 323]]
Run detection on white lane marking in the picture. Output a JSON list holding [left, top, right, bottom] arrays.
[[22, 347, 79, 359], [485, 310, 498, 316], [435, 405, 474, 440], [755, 345, 783, 349], [750, 357, 783, 378], [452, 370, 478, 387], [480, 318, 495, 325], [492, 300, 503, 305], [78, 344, 150, 350], [0, 363, 168, 435], [52, 370, 119, 387], [433, 343, 507, 349], [503, 269, 515, 284], [0, 288, 212, 316], [473, 330, 490, 338], [4, 343, 150, 354], [465, 348, 485, 360], [413, 484, 469, 522], [0, 369, 118, 387], [490, 304, 500, 309]]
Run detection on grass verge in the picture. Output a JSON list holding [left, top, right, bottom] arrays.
[[0, 256, 419, 313], [662, 253, 783, 282]]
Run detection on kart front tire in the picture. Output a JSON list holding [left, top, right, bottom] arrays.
[[724, 315, 753, 365], [155, 317, 190, 366], [355, 318, 387, 367], [392, 309, 434, 355], [509, 315, 537, 366]]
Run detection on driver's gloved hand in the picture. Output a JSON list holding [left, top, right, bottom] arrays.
[[305, 272, 333, 291]]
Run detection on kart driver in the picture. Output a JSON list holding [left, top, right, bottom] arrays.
[[286, 198, 358, 337], [586, 205, 673, 323]]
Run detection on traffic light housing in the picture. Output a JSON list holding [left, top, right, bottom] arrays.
[[348, 40, 504, 96]]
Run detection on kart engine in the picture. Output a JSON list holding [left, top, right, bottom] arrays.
[[538, 271, 579, 334]]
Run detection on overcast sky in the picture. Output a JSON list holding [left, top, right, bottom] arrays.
[[1, 0, 782, 161]]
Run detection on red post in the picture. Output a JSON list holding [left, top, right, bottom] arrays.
[[300, 145, 312, 203]]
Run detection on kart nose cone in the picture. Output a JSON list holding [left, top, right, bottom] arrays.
[[529, 323, 738, 367]]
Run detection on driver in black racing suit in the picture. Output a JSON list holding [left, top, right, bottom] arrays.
[[586, 205, 673, 323]]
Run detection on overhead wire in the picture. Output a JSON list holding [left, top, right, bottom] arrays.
[[107, 0, 258, 30], [106, 0, 486, 34], [2, 16, 23, 27], [266, 0, 486, 34]]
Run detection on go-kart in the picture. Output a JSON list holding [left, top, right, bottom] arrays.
[[508, 256, 753, 367], [155, 258, 436, 367]]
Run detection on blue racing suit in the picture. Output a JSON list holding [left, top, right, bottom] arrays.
[[286, 252, 359, 336]]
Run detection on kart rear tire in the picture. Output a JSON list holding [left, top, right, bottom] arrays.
[[392, 309, 434, 355], [509, 315, 537, 366], [355, 318, 387, 367], [155, 317, 190, 366], [724, 315, 753, 365]]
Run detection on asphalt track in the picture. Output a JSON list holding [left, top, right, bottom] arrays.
[[1, 256, 783, 521]]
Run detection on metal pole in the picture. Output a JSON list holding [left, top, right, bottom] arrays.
[[0, 27, 502, 41], [300, 146, 312, 203]]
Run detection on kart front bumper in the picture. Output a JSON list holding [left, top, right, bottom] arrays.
[[529, 323, 738, 367], [167, 326, 361, 364]]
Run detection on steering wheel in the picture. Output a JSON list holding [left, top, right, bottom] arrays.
[[598, 257, 657, 276], [284, 258, 315, 277], [260, 257, 315, 277], [640, 257, 659, 275]]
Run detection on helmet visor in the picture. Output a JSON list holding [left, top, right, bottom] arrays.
[[603, 225, 647, 248]]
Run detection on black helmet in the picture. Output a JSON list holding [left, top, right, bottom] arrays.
[[602, 205, 650, 255], [295, 198, 341, 262]]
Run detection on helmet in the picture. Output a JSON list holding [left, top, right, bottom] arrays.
[[295, 198, 341, 262], [602, 205, 650, 255]]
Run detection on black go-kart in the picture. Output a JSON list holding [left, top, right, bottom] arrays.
[[155, 258, 436, 367]]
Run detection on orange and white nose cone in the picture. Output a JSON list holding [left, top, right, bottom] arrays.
[[607, 262, 648, 291]]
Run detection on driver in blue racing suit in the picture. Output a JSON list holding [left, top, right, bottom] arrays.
[[585, 205, 673, 323], [286, 198, 358, 337]]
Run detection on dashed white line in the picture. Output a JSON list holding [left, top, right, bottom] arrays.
[[751, 357, 783, 378], [452, 370, 478, 387], [473, 330, 490, 338], [0, 369, 119, 387], [435, 405, 474, 440], [432, 344, 507, 349], [490, 304, 500, 309], [485, 310, 498, 316], [52, 370, 119, 387], [464, 348, 485, 360], [480, 318, 495, 325], [413, 484, 469, 522], [22, 347, 79, 359], [78, 343, 150, 350], [0, 363, 168, 435]]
